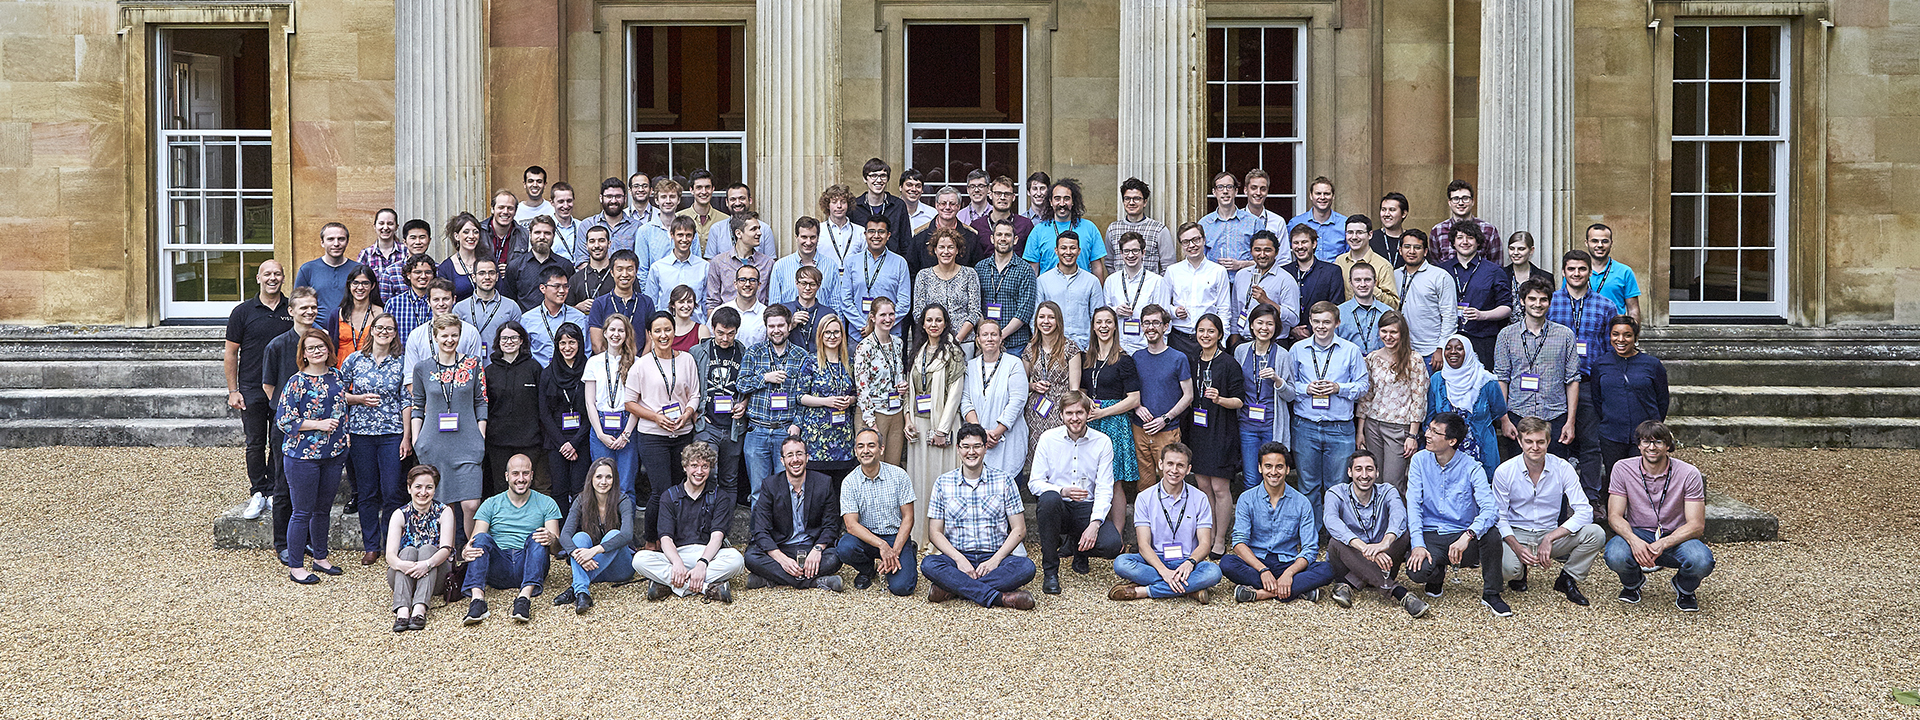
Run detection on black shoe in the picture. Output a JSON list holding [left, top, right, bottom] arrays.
[[1072, 555, 1090, 575], [1508, 578, 1529, 593], [1042, 571, 1062, 595], [289, 571, 321, 585], [392, 616, 411, 633], [551, 588, 576, 607], [311, 561, 344, 576], [463, 599, 489, 625], [1554, 572, 1590, 606], [744, 574, 771, 590], [574, 592, 593, 615], [1671, 578, 1700, 612], [853, 573, 875, 590], [1617, 585, 1642, 605], [1424, 581, 1444, 598], [645, 580, 671, 601], [511, 596, 532, 623], [409, 614, 426, 631], [1482, 593, 1513, 617], [344, 498, 358, 515], [816, 575, 845, 593]]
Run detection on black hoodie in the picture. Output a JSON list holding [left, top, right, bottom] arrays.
[[485, 348, 544, 447]]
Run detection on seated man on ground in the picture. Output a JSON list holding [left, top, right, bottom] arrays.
[[837, 427, 920, 595], [921, 423, 1038, 610], [1486, 416, 1605, 615], [633, 441, 747, 603], [745, 436, 846, 592], [1403, 412, 1501, 615], [460, 454, 564, 625], [1604, 420, 1715, 612], [1109, 442, 1222, 603], [552, 458, 636, 614], [1029, 391, 1125, 595], [1324, 450, 1428, 618], [1223, 441, 1334, 603]]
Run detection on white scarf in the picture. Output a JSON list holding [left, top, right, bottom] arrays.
[[1439, 334, 1496, 411]]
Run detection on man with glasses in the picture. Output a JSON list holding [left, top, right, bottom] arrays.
[[1104, 231, 1173, 354], [922, 423, 1038, 610], [702, 183, 780, 260], [453, 257, 522, 360], [1106, 177, 1177, 274], [968, 175, 1034, 260], [849, 158, 913, 256], [1603, 421, 1713, 612], [1163, 222, 1230, 357], [715, 267, 770, 348], [1198, 172, 1262, 273], [379, 219, 435, 302], [702, 211, 775, 316], [503, 216, 573, 310], [958, 169, 993, 226], [1131, 304, 1196, 486], [1430, 180, 1503, 264], [519, 267, 588, 367]]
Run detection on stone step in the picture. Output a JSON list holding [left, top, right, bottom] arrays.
[[0, 388, 236, 420], [0, 325, 225, 362], [1641, 325, 1920, 361], [1703, 490, 1777, 543], [0, 418, 243, 448], [1668, 415, 1920, 449], [0, 360, 227, 390], [1663, 359, 1920, 388], [1669, 385, 1920, 418]]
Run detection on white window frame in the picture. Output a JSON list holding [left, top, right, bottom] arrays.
[[623, 25, 748, 188], [903, 22, 1027, 197], [1205, 23, 1307, 217], [1668, 19, 1790, 319]]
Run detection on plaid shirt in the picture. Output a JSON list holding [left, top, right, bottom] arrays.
[[385, 288, 434, 341], [1492, 320, 1581, 418], [928, 465, 1023, 554], [1104, 216, 1176, 273], [357, 243, 405, 297], [1429, 217, 1503, 264], [974, 255, 1038, 350], [1547, 288, 1619, 378], [737, 341, 815, 428], [375, 256, 418, 306], [839, 462, 917, 536]]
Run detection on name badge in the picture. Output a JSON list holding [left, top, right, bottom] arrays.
[[830, 409, 849, 424], [600, 411, 624, 432], [1161, 543, 1185, 562], [985, 303, 1003, 320], [437, 413, 459, 432], [1517, 374, 1541, 392], [1247, 404, 1268, 422], [1458, 303, 1473, 312], [887, 393, 903, 412], [916, 393, 933, 414], [1576, 342, 1589, 357], [1310, 394, 1332, 410], [560, 412, 581, 430], [770, 393, 789, 411], [480, 342, 489, 357], [1193, 407, 1209, 427], [862, 297, 875, 314], [713, 395, 734, 414], [662, 402, 683, 422], [1032, 396, 1054, 418], [1122, 318, 1141, 336]]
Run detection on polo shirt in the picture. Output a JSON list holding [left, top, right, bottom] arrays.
[[224, 295, 292, 399], [1133, 481, 1214, 559], [657, 482, 735, 546], [1435, 255, 1513, 339], [586, 291, 656, 334], [1608, 456, 1705, 535], [1587, 257, 1642, 315]]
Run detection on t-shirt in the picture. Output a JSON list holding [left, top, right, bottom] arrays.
[[1588, 257, 1642, 312], [224, 296, 292, 399], [515, 200, 556, 226], [475, 491, 563, 551], [1132, 346, 1192, 418], [294, 257, 363, 312], [1608, 457, 1705, 535]]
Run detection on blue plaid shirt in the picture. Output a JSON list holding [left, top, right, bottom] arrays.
[[386, 289, 434, 341], [1547, 288, 1619, 378], [928, 465, 1024, 554], [1200, 209, 1265, 265], [975, 256, 1038, 351], [737, 341, 815, 428]]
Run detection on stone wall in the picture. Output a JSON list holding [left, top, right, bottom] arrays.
[[289, 0, 397, 262], [1825, 0, 1920, 323]]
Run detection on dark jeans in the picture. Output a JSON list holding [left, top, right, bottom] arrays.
[[348, 433, 405, 552], [240, 390, 273, 495], [697, 424, 745, 501], [835, 532, 918, 596], [1326, 534, 1412, 593], [638, 432, 695, 539], [463, 533, 551, 595], [922, 550, 1036, 607], [1219, 553, 1336, 600], [1604, 528, 1716, 594], [283, 454, 346, 568], [1034, 492, 1123, 572], [1575, 391, 1607, 512], [1403, 529, 1504, 595], [745, 542, 846, 588], [546, 443, 590, 518], [1466, 334, 1497, 372]]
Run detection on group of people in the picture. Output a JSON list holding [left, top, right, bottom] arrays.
[[223, 161, 1713, 630]]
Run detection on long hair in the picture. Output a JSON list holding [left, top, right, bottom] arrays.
[[446, 212, 485, 259], [493, 320, 528, 361], [1377, 310, 1415, 380], [577, 458, 622, 540], [366, 311, 400, 359], [340, 265, 383, 317], [1085, 306, 1124, 365], [602, 313, 637, 381], [1027, 301, 1070, 373], [911, 303, 962, 377]]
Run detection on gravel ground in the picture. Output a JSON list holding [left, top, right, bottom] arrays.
[[2, 446, 1917, 719]]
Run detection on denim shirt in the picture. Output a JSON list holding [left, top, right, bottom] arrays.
[[1405, 448, 1498, 537], [1231, 484, 1318, 562]]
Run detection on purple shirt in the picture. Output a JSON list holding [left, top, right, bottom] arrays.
[[1132, 481, 1214, 559], [1609, 456, 1705, 535]]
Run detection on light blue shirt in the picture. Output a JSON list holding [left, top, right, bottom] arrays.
[[578, 211, 639, 264], [769, 252, 842, 310], [1023, 218, 1107, 273], [1336, 298, 1388, 356], [841, 249, 911, 341], [1287, 335, 1369, 422], [645, 253, 709, 322], [1405, 448, 1498, 537], [631, 224, 674, 291], [1285, 210, 1350, 262], [519, 304, 589, 367], [1587, 257, 1642, 313], [1230, 483, 1317, 562], [1199, 209, 1264, 266], [703, 220, 778, 261], [1034, 267, 1104, 348]]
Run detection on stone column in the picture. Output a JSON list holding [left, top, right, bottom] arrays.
[[1478, 0, 1574, 263], [754, 0, 842, 255], [394, 0, 487, 256], [1118, 0, 1207, 227]]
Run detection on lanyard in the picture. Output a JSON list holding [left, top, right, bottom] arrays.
[[1309, 342, 1335, 382], [1352, 491, 1381, 536], [540, 308, 560, 345], [1122, 268, 1146, 308], [863, 252, 886, 294], [584, 266, 613, 298], [651, 352, 678, 404], [603, 353, 620, 408], [1519, 326, 1550, 375], [917, 345, 942, 393], [473, 296, 504, 333], [610, 292, 641, 321], [347, 309, 372, 353], [980, 358, 1000, 396], [1197, 352, 1216, 393], [828, 222, 857, 264], [1593, 259, 1614, 292], [1158, 488, 1189, 537], [1248, 343, 1274, 403], [1089, 356, 1107, 392], [1399, 265, 1419, 304], [436, 358, 458, 409], [1450, 259, 1474, 299]]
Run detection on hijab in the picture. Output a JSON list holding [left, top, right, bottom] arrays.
[[1439, 334, 1496, 411], [544, 322, 587, 393]]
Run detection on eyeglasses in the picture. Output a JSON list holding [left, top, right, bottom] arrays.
[[349, 280, 373, 286], [544, 282, 569, 290], [736, 277, 760, 284], [1213, 184, 1237, 191], [990, 190, 1014, 197]]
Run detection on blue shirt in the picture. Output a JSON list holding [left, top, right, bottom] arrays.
[[737, 341, 815, 428], [586, 291, 656, 334], [630, 224, 674, 292], [840, 250, 911, 341], [1288, 335, 1369, 422], [1132, 346, 1193, 417], [975, 256, 1039, 352], [386, 289, 434, 341], [520, 304, 589, 367], [1435, 255, 1513, 339], [769, 253, 843, 309], [1022, 218, 1107, 273], [1336, 298, 1389, 356], [1286, 210, 1350, 262], [1231, 484, 1318, 561], [1199, 209, 1265, 266], [578, 211, 640, 264], [1405, 448, 1498, 536], [1546, 288, 1619, 378], [1587, 257, 1641, 313], [294, 257, 362, 312], [1590, 350, 1669, 444], [1034, 267, 1104, 349]]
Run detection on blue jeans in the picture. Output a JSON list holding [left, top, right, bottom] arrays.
[[349, 433, 404, 552], [835, 532, 919, 596], [588, 431, 640, 505], [463, 532, 551, 595], [283, 454, 346, 568], [743, 425, 787, 506], [1605, 528, 1716, 594], [1219, 553, 1335, 601], [1239, 422, 1273, 490], [569, 531, 635, 594], [921, 550, 1036, 607], [1290, 417, 1355, 537], [1113, 553, 1223, 598]]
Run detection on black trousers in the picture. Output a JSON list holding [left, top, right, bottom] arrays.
[[269, 425, 293, 556], [745, 542, 844, 588], [1403, 530, 1504, 596], [546, 445, 590, 518], [1496, 411, 1570, 464], [1574, 391, 1608, 513], [1034, 491, 1124, 572], [637, 432, 695, 540], [240, 391, 274, 496], [1167, 329, 1201, 359]]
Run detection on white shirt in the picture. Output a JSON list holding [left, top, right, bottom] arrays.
[[1029, 425, 1116, 522], [1163, 258, 1232, 335], [1103, 268, 1172, 353], [725, 301, 768, 347], [647, 252, 710, 322], [1395, 263, 1460, 356], [514, 200, 555, 226], [1491, 453, 1593, 536], [907, 202, 936, 234]]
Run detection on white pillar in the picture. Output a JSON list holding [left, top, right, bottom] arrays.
[[754, 0, 842, 255], [1478, 0, 1574, 264], [1118, 0, 1207, 227], [394, 0, 487, 257]]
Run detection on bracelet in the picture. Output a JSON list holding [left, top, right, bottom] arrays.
[[695, 557, 710, 566]]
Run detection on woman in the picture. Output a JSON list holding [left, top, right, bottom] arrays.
[[911, 228, 982, 343], [385, 465, 454, 631], [484, 321, 546, 499], [553, 458, 635, 614], [1357, 311, 1428, 496], [668, 285, 707, 352], [852, 296, 909, 466], [961, 319, 1030, 479], [1505, 231, 1552, 319], [342, 312, 408, 565], [1023, 301, 1083, 458], [277, 329, 375, 583], [625, 311, 700, 541], [798, 313, 859, 477], [329, 265, 384, 366], [436, 213, 483, 301], [905, 303, 966, 544], [1186, 314, 1244, 558], [538, 322, 590, 516], [409, 313, 489, 542], [1590, 315, 1670, 474], [1426, 334, 1507, 479], [584, 313, 639, 502], [1235, 305, 1294, 492], [1080, 306, 1141, 529]]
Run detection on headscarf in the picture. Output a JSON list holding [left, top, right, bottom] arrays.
[[544, 322, 587, 393], [1439, 334, 1496, 411]]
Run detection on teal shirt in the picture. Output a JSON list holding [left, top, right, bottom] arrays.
[[476, 491, 563, 550]]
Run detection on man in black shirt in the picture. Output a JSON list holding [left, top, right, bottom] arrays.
[[847, 157, 913, 257], [691, 306, 747, 501], [224, 260, 291, 519], [259, 286, 321, 563], [633, 441, 746, 602]]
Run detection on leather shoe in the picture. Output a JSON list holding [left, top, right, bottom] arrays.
[[289, 571, 320, 585], [1042, 571, 1062, 595], [311, 561, 344, 576], [927, 584, 953, 603], [1071, 555, 1090, 575], [645, 580, 672, 601], [551, 588, 576, 607], [853, 573, 875, 590], [1108, 582, 1142, 601], [998, 590, 1036, 610], [1555, 572, 1590, 606], [361, 551, 380, 566], [1189, 587, 1210, 605]]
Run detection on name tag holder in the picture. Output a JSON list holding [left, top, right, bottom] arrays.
[[1310, 394, 1332, 410], [600, 411, 624, 433], [770, 393, 790, 411], [1193, 407, 1210, 427], [662, 403, 683, 423], [1032, 396, 1054, 418], [560, 412, 581, 430], [712, 395, 735, 415], [437, 413, 460, 432], [1122, 318, 1141, 336], [1247, 404, 1268, 422], [830, 409, 849, 424], [916, 394, 933, 415], [1517, 374, 1541, 392], [1576, 342, 1589, 357], [887, 393, 903, 412], [985, 303, 1004, 320], [862, 297, 875, 314], [1161, 543, 1185, 562]]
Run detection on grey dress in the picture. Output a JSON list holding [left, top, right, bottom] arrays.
[[410, 354, 490, 503]]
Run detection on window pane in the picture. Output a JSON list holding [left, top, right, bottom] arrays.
[[945, 142, 986, 187], [670, 141, 705, 179], [241, 142, 270, 190], [910, 141, 945, 180], [1264, 27, 1298, 81], [205, 142, 237, 190], [1706, 82, 1742, 135], [1740, 250, 1771, 301], [1708, 26, 1744, 80], [1705, 195, 1738, 247], [1207, 28, 1225, 82], [206, 198, 238, 244], [1262, 84, 1295, 138], [1674, 27, 1707, 80], [205, 250, 245, 299], [983, 141, 1019, 181], [170, 142, 202, 189], [908, 24, 1023, 123], [632, 26, 746, 132], [1672, 141, 1702, 193], [1740, 195, 1774, 249], [1701, 249, 1738, 301], [949, 127, 984, 140], [170, 198, 200, 244], [1222, 143, 1258, 182], [1746, 26, 1780, 80], [708, 142, 744, 188], [1231, 28, 1259, 82], [1207, 85, 1225, 137], [1669, 248, 1701, 301], [1263, 141, 1297, 209], [1745, 82, 1779, 136], [1227, 85, 1260, 138], [1673, 82, 1705, 136], [242, 198, 272, 245], [634, 143, 670, 178], [173, 251, 207, 302], [1705, 142, 1738, 192], [1740, 141, 1774, 193], [1670, 194, 1702, 248]]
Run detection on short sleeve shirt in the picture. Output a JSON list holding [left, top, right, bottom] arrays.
[[475, 491, 563, 551], [1609, 457, 1705, 535], [839, 463, 917, 536], [1133, 346, 1193, 417]]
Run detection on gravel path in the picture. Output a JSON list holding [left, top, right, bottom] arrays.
[[2, 446, 1916, 718]]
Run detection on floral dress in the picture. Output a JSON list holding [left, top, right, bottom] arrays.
[[275, 369, 350, 459], [797, 360, 858, 466], [1023, 339, 1082, 456]]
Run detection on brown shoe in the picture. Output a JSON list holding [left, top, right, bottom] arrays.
[[1189, 587, 1210, 605], [1108, 582, 1142, 601], [998, 590, 1036, 610], [360, 551, 379, 566], [927, 584, 954, 603]]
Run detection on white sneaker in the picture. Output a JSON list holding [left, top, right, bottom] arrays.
[[242, 493, 268, 520]]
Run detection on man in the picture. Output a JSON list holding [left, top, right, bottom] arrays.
[[646, 216, 711, 321], [569, 225, 617, 314], [1370, 192, 1411, 264], [1230, 230, 1302, 345], [403, 279, 481, 381], [848, 158, 913, 256], [1109, 442, 1222, 603], [899, 168, 935, 233], [969, 175, 1034, 260], [1163, 222, 1230, 357], [452, 257, 522, 358], [1103, 231, 1173, 354], [957, 169, 993, 226], [1131, 305, 1195, 486], [691, 307, 749, 499], [770, 216, 842, 310], [294, 222, 362, 311], [1034, 231, 1104, 349], [482, 189, 531, 265], [1199, 172, 1263, 272], [736, 305, 812, 505], [906, 186, 980, 275], [1023, 178, 1107, 278], [744, 436, 846, 592], [634, 441, 746, 603], [676, 169, 722, 240], [1028, 392, 1124, 594], [1323, 451, 1429, 617], [1430, 180, 1503, 264], [1584, 223, 1643, 321], [386, 254, 438, 340], [1283, 224, 1346, 340], [1333, 214, 1401, 307], [378, 219, 434, 301], [844, 215, 912, 341], [975, 217, 1038, 355], [780, 266, 838, 355], [1336, 262, 1389, 356], [1289, 301, 1370, 537], [356, 208, 404, 285], [1224, 441, 1334, 603], [1022, 171, 1052, 222], [837, 427, 919, 595], [513, 165, 554, 225], [1551, 249, 1622, 509], [260, 287, 321, 561], [519, 267, 588, 367], [627, 171, 656, 228], [1494, 277, 1581, 460], [459, 454, 563, 624], [1106, 177, 1177, 273], [1488, 417, 1605, 615], [586, 249, 656, 354], [547, 181, 581, 262], [1435, 222, 1513, 368], [818, 184, 862, 273], [1604, 421, 1714, 611], [1403, 413, 1500, 614], [224, 259, 291, 519], [579, 177, 639, 263], [921, 423, 1038, 610], [503, 216, 573, 310], [715, 267, 769, 347], [703, 211, 775, 315], [1393, 229, 1459, 369], [1285, 175, 1349, 262], [1243, 168, 1288, 235], [633, 176, 684, 285]]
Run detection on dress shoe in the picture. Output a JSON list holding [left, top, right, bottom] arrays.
[[574, 592, 593, 614], [361, 551, 380, 566], [646, 580, 672, 601], [1108, 582, 1141, 601], [1071, 555, 1090, 575], [999, 590, 1036, 610], [853, 573, 875, 590], [392, 616, 411, 633], [1554, 572, 1590, 606], [551, 588, 576, 607], [408, 614, 427, 631], [1042, 571, 1062, 595], [1189, 587, 1210, 604], [928, 584, 953, 603]]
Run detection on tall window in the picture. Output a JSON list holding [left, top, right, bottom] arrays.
[[1206, 26, 1303, 215], [1669, 23, 1789, 317], [906, 24, 1025, 194], [629, 25, 746, 188]]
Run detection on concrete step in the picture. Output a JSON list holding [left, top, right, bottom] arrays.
[[0, 360, 227, 390], [0, 418, 243, 447], [1642, 325, 1920, 361], [1703, 490, 1777, 543], [1668, 415, 1920, 449], [1664, 359, 1920, 388], [0, 388, 236, 420], [1669, 385, 1920, 418], [0, 325, 225, 361]]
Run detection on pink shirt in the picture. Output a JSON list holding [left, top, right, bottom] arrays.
[[621, 351, 700, 437], [1608, 456, 1705, 534]]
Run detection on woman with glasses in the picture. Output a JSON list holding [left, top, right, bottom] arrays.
[[342, 311, 408, 565], [328, 265, 384, 367], [484, 321, 546, 499], [797, 313, 860, 478]]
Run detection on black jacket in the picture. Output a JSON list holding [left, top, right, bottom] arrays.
[[484, 350, 544, 447], [847, 192, 914, 259], [749, 470, 841, 553], [537, 354, 590, 451]]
